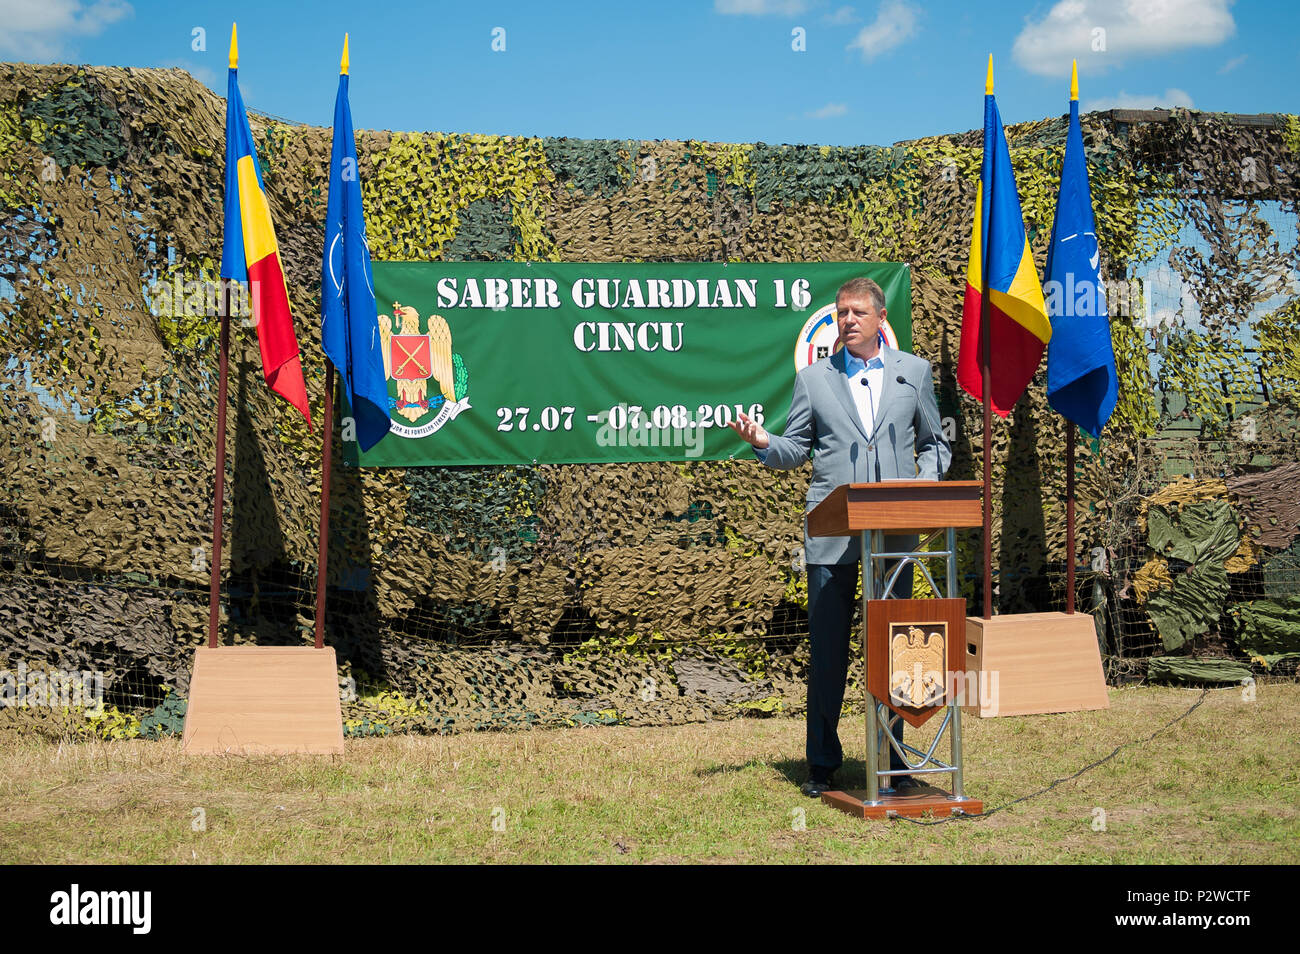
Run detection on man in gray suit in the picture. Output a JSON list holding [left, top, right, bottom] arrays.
[[729, 277, 951, 797]]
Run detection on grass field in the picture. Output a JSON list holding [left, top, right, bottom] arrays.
[[2, 684, 1297, 864]]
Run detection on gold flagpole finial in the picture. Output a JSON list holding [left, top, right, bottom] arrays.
[[1070, 59, 1078, 101], [985, 54, 994, 95], [229, 23, 238, 70], [341, 33, 349, 75]]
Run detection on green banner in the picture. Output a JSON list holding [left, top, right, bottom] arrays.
[[348, 262, 912, 465]]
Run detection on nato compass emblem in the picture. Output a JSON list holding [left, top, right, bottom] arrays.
[[378, 302, 471, 439], [793, 300, 899, 372]]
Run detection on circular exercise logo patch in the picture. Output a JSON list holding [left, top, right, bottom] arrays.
[[793, 301, 898, 372]]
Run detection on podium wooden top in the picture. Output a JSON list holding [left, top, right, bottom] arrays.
[[807, 480, 983, 536]]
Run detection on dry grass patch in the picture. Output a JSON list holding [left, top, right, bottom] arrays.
[[1, 684, 1296, 863]]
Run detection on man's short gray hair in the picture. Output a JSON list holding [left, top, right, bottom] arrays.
[[835, 277, 885, 313]]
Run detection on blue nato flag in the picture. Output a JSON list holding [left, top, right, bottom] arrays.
[[321, 37, 391, 453], [1045, 63, 1119, 439]]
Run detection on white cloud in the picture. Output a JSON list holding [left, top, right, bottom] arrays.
[[806, 102, 849, 119], [1012, 0, 1236, 77], [848, 0, 918, 61], [714, 0, 809, 15], [1218, 53, 1247, 74], [825, 5, 859, 24], [0, 0, 132, 59], [1083, 87, 1194, 111]]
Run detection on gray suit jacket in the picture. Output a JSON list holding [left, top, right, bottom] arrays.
[[757, 346, 952, 565]]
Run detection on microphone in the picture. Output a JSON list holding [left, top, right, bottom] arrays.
[[896, 374, 944, 480]]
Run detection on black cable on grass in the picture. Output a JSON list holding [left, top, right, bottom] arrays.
[[892, 687, 1211, 826]]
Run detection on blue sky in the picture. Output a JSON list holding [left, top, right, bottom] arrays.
[[1, 0, 1294, 145]]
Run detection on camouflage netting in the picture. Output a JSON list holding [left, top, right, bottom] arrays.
[[1, 64, 1298, 737]]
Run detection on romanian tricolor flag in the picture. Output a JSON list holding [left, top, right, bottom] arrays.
[[957, 56, 1052, 416], [220, 24, 312, 427]]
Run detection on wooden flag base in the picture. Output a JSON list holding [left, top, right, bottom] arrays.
[[822, 782, 983, 819], [181, 646, 345, 755], [963, 611, 1109, 718]]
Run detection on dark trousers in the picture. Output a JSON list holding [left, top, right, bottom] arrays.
[[806, 547, 913, 777]]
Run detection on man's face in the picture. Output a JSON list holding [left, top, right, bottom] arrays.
[[836, 293, 885, 356]]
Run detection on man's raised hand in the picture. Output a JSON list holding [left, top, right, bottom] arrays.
[[728, 411, 770, 450]]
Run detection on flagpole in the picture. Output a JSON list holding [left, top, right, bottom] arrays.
[[1065, 422, 1076, 614], [207, 281, 232, 648], [981, 284, 993, 620], [313, 34, 350, 652], [980, 55, 994, 621], [1063, 58, 1077, 617], [314, 360, 334, 649]]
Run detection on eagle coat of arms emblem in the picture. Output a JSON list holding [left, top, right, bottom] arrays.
[[888, 624, 947, 709], [378, 302, 471, 438]]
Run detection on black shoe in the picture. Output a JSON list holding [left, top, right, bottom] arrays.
[[800, 768, 836, 797], [800, 779, 832, 800], [894, 775, 922, 791]]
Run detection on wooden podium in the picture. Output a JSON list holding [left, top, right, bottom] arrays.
[[807, 480, 984, 819]]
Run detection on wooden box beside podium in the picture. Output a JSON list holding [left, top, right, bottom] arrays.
[[181, 646, 345, 755], [963, 611, 1109, 718]]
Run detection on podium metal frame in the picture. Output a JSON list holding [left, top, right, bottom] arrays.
[[862, 526, 964, 806]]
